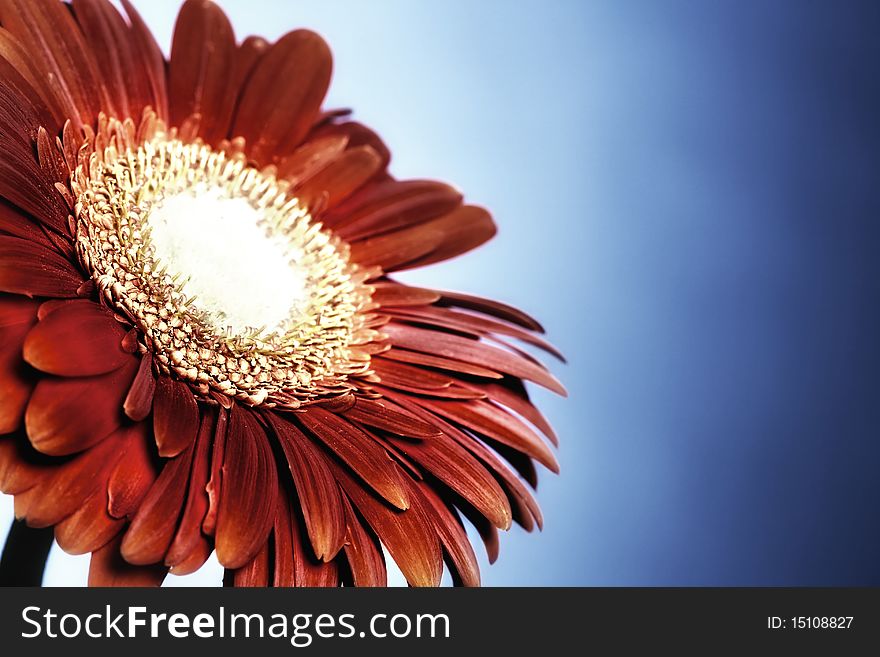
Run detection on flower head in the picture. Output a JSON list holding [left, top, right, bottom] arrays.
[[0, 0, 564, 586]]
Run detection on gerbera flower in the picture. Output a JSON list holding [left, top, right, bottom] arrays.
[[0, 0, 564, 587]]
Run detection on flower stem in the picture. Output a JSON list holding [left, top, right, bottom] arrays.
[[0, 520, 54, 586]]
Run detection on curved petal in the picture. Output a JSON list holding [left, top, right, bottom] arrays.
[[214, 405, 277, 569], [232, 29, 332, 164], [0, 236, 84, 298], [0, 295, 38, 433], [296, 407, 409, 510], [23, 299, 129, 376], [152, 376, 199, 457], [168, 0, 236, 144], [24, 357, 138, 456], [265, 412, 346, 561]]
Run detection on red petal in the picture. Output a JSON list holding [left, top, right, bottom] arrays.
[[107, 422, 158, 519], [232, 30, 332, 164], [233, 540, 270, 587], [329, 179, 462, 241], [309, 121, 391, 172], [296, 407, 409, 510], [265, 412, 346, 561], [420, 398, 559, 473], [120, 443, 194, 565], [343, 397, 442, 438], [370, 282, 442, 308], [123, 352, 156, 421], [415, 483, 480, 587], [120, 0, 168, 118], [0, 0, 109, 127], [350, 205, 496, 272], [152, 376, 200, 457], [290, 498, 339, 587], [214, 405, 277, 569], [384, 304, 565, 361], [202, 406, 227, 536], [89, 534, 167, 587], [0, 236, 84, 298], [382, 322, 566, 395], [437, 290, 544, 332], [54, 480, 125, 555], [335, 467, 442, 587], [392, 435, 511, 530], [24, 357, 138, 456], [379, 347, 502, 379], [168, 0, 236, 144], [0, 296, 38, 433], [296, 145, 383, 211], [340, 493, 386, 587], [276, 134, 348, 185], [17, 435, 122, 528], [272, 485, 295, 587], [166, 409, 214, 574], [23, 299, 129, 376]]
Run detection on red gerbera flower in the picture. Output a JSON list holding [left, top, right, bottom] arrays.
[[0, 0, 564, 587]]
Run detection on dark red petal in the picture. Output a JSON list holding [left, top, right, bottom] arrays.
[[202, 406, 227, 536], [415, 483, 480, 587], [382, 322, 566, 395], [23, 299, 129, 376], [340, 494, 386, 587], [120, 0, 168, 118], [233, 30, 332, 164], [233, 540, 270, 587], [0, 296, 38, 433], [390, 434, 511, 530], [467, 378, 559, 446], [297, 407, 409, 510], [370, 282, 442, 308], [335, 467, 442, 587], [166, 409, 214, 574], [436, 290, 545, 332], [350, 205, 496, 272], [24, 357, 138, 456], [296, 145, 383, 211], [152, 376, 200, 457], [328, 179, 462, 241], [89, 534, 167, 587], [421, 398, 559, 473], [385, 304, 565, 361], [215, 405, 277, 569], [0, 0, 109, 127], [169, 0, 236, 144], [265, 412, 346, 561], [0, 432, 51, 496], [309, 121, 391, 172], [290, 499, 339, 587], [276, 134, 348, 185], [54, 479, 124, 554], [343, 397, 442, 438], [121, 442, 194, 565], [20, 434, 122, 527], [123, 352, 156, 421], [379, 347, 502, 380], [0, 236, 84, 298], [272, 485, 295, 587], [106, 422, 158, 519]]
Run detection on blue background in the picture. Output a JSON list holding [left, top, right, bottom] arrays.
[[3, 0, 879, 585]]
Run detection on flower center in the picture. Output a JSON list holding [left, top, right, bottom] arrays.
[[71, 126, 376, 407], [146, 187, 310, 335]]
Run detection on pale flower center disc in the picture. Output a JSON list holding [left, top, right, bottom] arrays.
[[147, 188, 309, 335], [71, 128, 375, 408]]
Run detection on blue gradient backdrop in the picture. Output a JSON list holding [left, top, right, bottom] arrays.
[[3, 0, 878, 585]]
